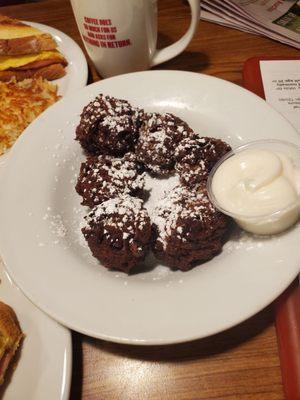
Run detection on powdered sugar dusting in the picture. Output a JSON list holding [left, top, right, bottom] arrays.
[[83, 195, 149, 242], [136, 112, 193, 175], [81, 95, 136, 133], [76, 93, 143, 156], [49, 214, 67, 238], [73, 94, 232, 273], [175, 135, 232, 186], [76, 154, 145, 207], [152, 185, 216, 249]]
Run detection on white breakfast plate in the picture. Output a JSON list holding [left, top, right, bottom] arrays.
[[0, 261, 71, 400], [28, 21, 88, 96], [0, 71, 300, 345], [0, 21, 88, 167]]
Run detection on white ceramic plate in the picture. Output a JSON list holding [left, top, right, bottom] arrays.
[[0, 21, 88, 167], [0, 71, 300, 345], [28, 21, 88, 96], [0, 261, 71, 400]]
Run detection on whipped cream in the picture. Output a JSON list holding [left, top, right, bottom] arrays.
[[211, 148, 300, 234]]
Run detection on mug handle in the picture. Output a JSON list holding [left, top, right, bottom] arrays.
[[150, 0, 200, 67]]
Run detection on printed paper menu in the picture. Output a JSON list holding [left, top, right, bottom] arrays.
[[260, 60, 300, 133]]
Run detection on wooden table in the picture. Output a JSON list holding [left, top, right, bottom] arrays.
[[1, 0, 299, 398]]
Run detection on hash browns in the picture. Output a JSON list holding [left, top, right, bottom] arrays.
[[0, 77, 59, 155]]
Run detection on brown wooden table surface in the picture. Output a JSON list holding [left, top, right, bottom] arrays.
[[1, 0, 300, 399]]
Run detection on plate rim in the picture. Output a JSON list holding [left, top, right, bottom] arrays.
[[0, 264, 72, 399]]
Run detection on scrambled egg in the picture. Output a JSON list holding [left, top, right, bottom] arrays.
[[0, 50, 65, 70]]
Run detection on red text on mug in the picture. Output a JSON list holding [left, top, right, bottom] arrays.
[[82, 17, 132, 49]]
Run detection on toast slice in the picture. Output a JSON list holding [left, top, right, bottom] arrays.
[[0, 14, 57, 56], [0, 63, 66, 82], [0, 301, 23, 385]]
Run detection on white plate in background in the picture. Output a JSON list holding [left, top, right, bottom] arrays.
[[0, 21, 88, 167], [0, 71, 300, 345], [0, 262, 72, 400]]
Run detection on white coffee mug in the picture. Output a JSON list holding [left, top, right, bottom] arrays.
[[70, 0, 200, 78]]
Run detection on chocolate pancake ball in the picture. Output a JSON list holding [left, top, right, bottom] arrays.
[[75, 154, 145, 208], [175, 136, 231, 187], [76, 94, 143, 156], [82, 196, 152, 273], [152, 184, 231, 271], [135, 112, 193, 176]]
